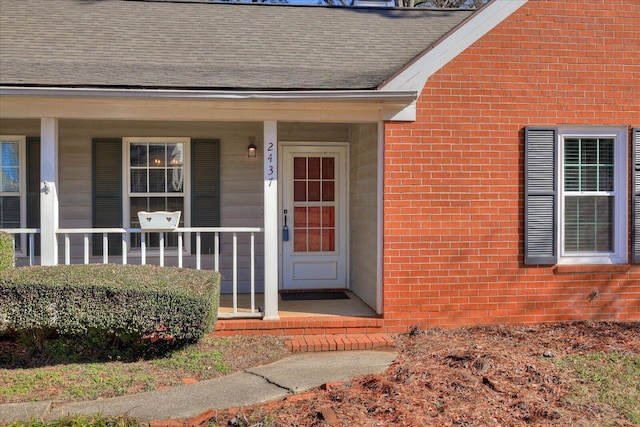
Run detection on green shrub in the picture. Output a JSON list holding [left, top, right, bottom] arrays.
[[0, 264, 220, 355], [0, 231, 15, 271]]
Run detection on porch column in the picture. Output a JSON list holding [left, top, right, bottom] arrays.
[[40, 118, 59, 265], [263, 120, 279, 320]]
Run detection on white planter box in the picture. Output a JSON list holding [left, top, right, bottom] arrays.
[[137, 211, 181, 230]]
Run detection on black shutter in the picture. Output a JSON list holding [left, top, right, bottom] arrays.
[[92, 138, 122, 256], [26, 137, 41, 256], [633, 129, 640, 263], [524, 127, 557, 265], [191, 139, 220, 254]]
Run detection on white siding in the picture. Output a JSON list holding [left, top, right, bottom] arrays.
[[349, 123, 379, 310]]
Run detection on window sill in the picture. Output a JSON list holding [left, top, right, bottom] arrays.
[[554, 264, 631, 275]]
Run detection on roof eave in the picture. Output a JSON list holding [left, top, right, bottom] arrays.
[[379, 0, 529, 93], [0, 86, 417, 103]]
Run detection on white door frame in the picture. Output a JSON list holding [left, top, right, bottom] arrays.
[[279, 142, 349, 290]]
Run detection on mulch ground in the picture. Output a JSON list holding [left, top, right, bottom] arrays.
[[198, 321, 639, 427]]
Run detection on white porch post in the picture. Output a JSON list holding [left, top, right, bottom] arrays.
[[40, 118, 59, 265], [263, 120, 279, 320]]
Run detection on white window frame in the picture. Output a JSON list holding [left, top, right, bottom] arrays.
[[123, 137, 191, 254], [557, 127, 627, 265], [0, 135, 27, 256]]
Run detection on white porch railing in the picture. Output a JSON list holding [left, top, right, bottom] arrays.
[[0, 227, 263, 319]]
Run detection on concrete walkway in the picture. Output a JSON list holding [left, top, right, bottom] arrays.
[[0, 350, 397, 424]]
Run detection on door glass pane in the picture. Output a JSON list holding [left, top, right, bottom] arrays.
[[308, 207, 321, 228], [308, 181, 320, 202], [294, 181, 306, 202], [294, 206, 307, 251], [308, 228, 321, 251], [308, 157, 320, 179], [294, 207, 306, 227], [294, 157, 306, 179], [322, 207, 335, 227], [322, 229, 335, 251], [322, 157, 334, 179], [294, 229, 307, 252], [322, 181, 334, 202]]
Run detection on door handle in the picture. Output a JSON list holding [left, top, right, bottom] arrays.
[[283, 210, 289, 241]]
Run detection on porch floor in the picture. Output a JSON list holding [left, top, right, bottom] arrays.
[[215, 292, 392, 352], [218, 291, 378, 318]]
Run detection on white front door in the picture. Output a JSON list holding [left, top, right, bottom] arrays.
[[281, 144, 348, 290]]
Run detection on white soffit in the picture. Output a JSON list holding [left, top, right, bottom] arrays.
[[380, 0, 529, 93]]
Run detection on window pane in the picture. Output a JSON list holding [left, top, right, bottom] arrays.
[[1, 142, 20, 193], [581, 138, 598, 164], [599, 166, 614, 192], [564, 137, 614, 192], [131, 170, 147, 193], [149, 169, 165, 193], [167, 169, 183, 192], [148, 144, 166, 167], [0, 196, 20, 228], [167, 144, 183, 167], [1, 143, 19, 167], [564, 196, 613, 252], [166, 197, 184, 216], [130, 197, 148, 225], [130, 144, 147, 167], [147, 197, 166, 212]]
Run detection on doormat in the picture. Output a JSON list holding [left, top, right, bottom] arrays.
[[281, 291, 350, 301]]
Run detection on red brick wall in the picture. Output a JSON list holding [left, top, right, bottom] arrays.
[[383, 0, 640, 332]]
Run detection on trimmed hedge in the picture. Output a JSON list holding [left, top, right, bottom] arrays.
[[0, 232, 15, 271], [0, 264, 220, 350]]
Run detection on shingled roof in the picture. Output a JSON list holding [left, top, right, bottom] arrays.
[[0, 0, 472, 91]]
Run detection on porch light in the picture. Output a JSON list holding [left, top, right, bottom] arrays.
[[247, 140, 257, 158]]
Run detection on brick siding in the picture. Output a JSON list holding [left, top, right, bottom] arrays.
[[382, 0, 640, 332]]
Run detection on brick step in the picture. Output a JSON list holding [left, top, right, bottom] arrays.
[[212, 316, 384, 337], [285, 333, 394, 352]]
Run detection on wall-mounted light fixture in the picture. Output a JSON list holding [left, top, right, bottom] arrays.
[[247, 137, 257, 158]]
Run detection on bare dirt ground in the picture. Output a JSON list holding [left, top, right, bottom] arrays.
[[205, 321, 639, 427]]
